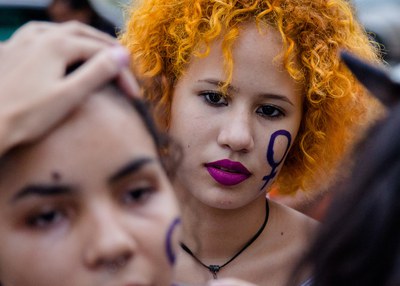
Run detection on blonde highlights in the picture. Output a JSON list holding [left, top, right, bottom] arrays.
[[121, 0, 382, 194]]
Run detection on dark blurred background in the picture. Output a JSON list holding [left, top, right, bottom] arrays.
[[1, 0, 399, 66], [0, 0, 130, 40], [353, 0, 400, 65]]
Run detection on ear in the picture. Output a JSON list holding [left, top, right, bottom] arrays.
[[340, 51, 400, 106]]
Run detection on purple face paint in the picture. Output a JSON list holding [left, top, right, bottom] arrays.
[[165, 217, 181, 265], [260, 130, 292, 190]]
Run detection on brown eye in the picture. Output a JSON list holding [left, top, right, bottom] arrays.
[[27, 209, 65, 229], [256, 105, 284, 118], [200, 91, 228, 106], [121, 187, 154, 205]]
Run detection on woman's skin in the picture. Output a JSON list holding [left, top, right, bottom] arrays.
[[0, 87, 179, 286], [122, 0, 381, 284], [170, 24, 302, 209], [171, 23, 316, 285], [0, 21, 139, 156], [48, 0, 93, 24]]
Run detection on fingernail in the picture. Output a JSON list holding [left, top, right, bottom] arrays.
[[110, 45, 130, 69]]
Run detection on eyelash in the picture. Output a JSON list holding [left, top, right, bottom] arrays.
[[26, 207, 66, 230], [22, 182, 157, 228], [256, 105, 285, 119], [199, 91, 228, 107], [120, 185, 156, 206], [199, 91, 285, 119]]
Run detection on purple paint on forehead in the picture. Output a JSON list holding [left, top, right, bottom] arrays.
[[165, 217, 181, 265], [260, 130, 292, 191]]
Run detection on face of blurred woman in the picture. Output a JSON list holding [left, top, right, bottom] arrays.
[[47, 0, 92, 24], [169, 22, 303, 209], [0, 87, 180, 286]]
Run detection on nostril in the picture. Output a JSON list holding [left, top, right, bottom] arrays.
[[217, 129, 254, 153], [101, 252, 132, 273]]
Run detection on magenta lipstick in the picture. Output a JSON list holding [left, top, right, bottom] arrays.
[[205, 159, 251, 186]]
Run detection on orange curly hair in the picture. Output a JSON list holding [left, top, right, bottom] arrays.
[[120, 0, 383, 195]]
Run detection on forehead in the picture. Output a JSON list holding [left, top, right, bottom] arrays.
[[0, 88, 157, 184], [182, 22, 300, 98], [194, 23, 283, 72]]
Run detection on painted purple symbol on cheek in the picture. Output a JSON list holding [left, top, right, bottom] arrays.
[[165, 217, 181, 265], [260, 130, 292, 191]]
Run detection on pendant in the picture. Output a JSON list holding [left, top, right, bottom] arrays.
[[208, 265, 221, 279]]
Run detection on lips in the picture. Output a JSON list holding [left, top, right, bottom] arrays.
[[205, 159, 251, 186]]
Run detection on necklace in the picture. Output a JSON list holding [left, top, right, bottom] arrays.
[[180, 200, 269, 279]]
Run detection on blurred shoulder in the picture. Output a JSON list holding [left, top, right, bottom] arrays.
[[266, 199, 318, 251], [269, 199, 318, 228]]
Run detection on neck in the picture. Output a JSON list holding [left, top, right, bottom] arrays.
[[180, 195, 268, 261]]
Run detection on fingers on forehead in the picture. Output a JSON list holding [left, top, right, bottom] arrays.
[[59, 21, 117, 45], [14, 21, 117, 48]]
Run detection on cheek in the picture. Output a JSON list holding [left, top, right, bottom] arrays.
[[266, 130, 292, 166], [259, 130, 292, 191], [169, 114, 210, 160], [168, 111, 188, 146], [0, 239, 74, 285], [168, 91, 186, 135], [169, 91, 208, 145], [143, 194, 180, 265], [164, 217, 182, 266], [134, 217, 178, 284], [0, 241, 23, 282]]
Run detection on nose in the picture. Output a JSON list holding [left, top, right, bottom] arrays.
[[217, 108, 254, 152], [83, 208, 135, 272]]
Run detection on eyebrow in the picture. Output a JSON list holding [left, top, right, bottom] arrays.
[[9, 158, 156, 204], [198, 79, 238, 93], [198, 79, 294, 106], [109, 157, 155, 183], [259, 93, 294, 106], [11, 185, 73, 203]]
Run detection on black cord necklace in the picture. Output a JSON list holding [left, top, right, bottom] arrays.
[[180, 200, 269, 279]]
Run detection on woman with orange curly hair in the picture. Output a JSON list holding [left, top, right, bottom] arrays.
[[121, 0, 382, 285]]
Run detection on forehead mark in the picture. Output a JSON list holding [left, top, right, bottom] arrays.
[[51, 171, 62, 182]]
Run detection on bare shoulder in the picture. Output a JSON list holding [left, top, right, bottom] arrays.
[[241, 200, 318, 285], [268, 199, 318, 234], [261, 199, 318, 261]]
